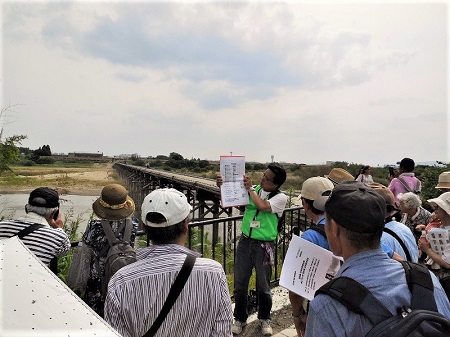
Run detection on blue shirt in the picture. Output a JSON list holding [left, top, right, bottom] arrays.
[[301, 216, 329, 249], [306, 249, 450, 337], [382, 220, 419, 262], [300, 216, 395, 258]]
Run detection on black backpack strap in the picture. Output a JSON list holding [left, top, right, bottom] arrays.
[[14, 223, 43, 239], [383, 228, 412, 261], [123, 217, 133, 243], [400, 261, 438, 312], [315, 277, 392, 326], [98, 218, 132, 257], [308, 224, 326, 238], [14, 223, 58, 274], [315, 262, 439, 327], [143, 254, 197, 337], [100, 220, 119, 247]]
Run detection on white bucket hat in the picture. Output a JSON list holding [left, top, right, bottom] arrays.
[[428, 192, 450, 216]]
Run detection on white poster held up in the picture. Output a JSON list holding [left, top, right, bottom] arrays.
[[219, 155, 249, 207], [279, 235, 343, 301]]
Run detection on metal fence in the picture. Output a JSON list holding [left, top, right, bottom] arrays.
[[137, 205, 308, 287], [66, 206, 309, 288]]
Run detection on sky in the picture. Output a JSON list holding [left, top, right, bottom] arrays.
[[1, 0, 449, 166]]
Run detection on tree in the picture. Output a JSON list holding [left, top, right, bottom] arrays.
[[0, 135, 27, 172], [0, 106, 27, 172], [34, 144, 52, 157], [169, 152, 184, 161]]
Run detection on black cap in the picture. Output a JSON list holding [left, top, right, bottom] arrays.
[[28, 187, 60, 208], [325, 181, 386, 233]]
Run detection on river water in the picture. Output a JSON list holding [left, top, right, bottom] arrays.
[[0, 193, 98, 237]]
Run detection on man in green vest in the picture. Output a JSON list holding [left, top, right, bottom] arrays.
[[217, 164, 287, 336]]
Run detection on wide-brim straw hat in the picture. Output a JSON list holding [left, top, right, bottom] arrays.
[[92, 184, 135, 220], [325, 168, 354, 185], [436, 172, 450, 189]]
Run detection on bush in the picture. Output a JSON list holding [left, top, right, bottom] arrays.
[[19, 160, 35, 166], [35, 156, 55, 164]]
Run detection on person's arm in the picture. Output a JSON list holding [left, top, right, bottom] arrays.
[[216, 173, 223, 188], [46, 210, 64, 229], [243, 174, 272, 212], [289, 291, 307, 337], [211, 271, 233, 337], [419, 241, 450, 269], [104, 288, 127, 337], [47, 212, 71, 256], [391, 252, 404, 262]]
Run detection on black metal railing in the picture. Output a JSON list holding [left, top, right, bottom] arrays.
[[66, 206, 308, 287], [185, 206, 308, 286]]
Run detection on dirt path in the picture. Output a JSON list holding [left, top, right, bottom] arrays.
[[0, 163, 120, 196]]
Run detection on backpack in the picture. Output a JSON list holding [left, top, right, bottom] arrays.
[[315, 261, 450, 337], [99, 218, 137, 295]]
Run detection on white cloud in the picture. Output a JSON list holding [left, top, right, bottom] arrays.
[[1, 1, 448, 166]]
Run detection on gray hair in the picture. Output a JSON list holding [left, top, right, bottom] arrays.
[[25, 204, 58, 218], [397, 192, 421, 209]]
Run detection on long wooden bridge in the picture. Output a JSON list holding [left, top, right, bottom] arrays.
[[113, 163, 235, 221]]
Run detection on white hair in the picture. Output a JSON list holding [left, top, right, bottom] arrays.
[[25, 204, 58, 218], [397, 192, 421, 209]]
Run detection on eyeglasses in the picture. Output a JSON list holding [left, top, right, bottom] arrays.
[[261, 172, 273, 183]]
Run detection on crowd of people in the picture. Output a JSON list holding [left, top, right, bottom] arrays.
[[1, 157, 450, 337]]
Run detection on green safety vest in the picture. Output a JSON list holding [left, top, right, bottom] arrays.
[[241, 185, 280, 241]]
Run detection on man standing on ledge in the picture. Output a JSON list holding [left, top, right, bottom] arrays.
[[217, 164, 287, 336]]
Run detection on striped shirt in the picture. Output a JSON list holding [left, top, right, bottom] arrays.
[[0, 213, 70, 265], [104, 244, 233, 337]]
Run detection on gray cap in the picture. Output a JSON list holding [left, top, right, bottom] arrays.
[[325, 181, 386, 233]]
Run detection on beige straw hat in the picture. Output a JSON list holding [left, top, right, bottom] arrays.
[[325, 168, 354, 185], [436, 172, 450, 189]]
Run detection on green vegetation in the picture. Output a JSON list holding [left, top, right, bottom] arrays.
[[57, 209, 86, 284], [0, 106, 27, 173], [139, 152, 217, 173]]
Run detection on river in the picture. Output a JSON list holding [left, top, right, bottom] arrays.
[[0, 193, 98, 237]]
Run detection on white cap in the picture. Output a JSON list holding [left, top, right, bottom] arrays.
[[141, 188, 192, 227]]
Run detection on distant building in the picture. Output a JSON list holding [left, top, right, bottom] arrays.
[[68, 152, 103, 158]]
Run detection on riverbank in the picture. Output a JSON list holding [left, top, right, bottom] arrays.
[[0, 162, 120, 196]]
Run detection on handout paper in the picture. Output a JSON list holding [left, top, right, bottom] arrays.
[[279, 235, 343, 301], [427, 227, 450, 255], [219, 155, 249, 207]]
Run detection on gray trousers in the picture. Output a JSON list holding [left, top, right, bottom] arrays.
[[233, 235, 273, 322]]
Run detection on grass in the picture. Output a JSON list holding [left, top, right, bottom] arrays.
[[0, 162, 120, 191], [57, 209, 86, 284]]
